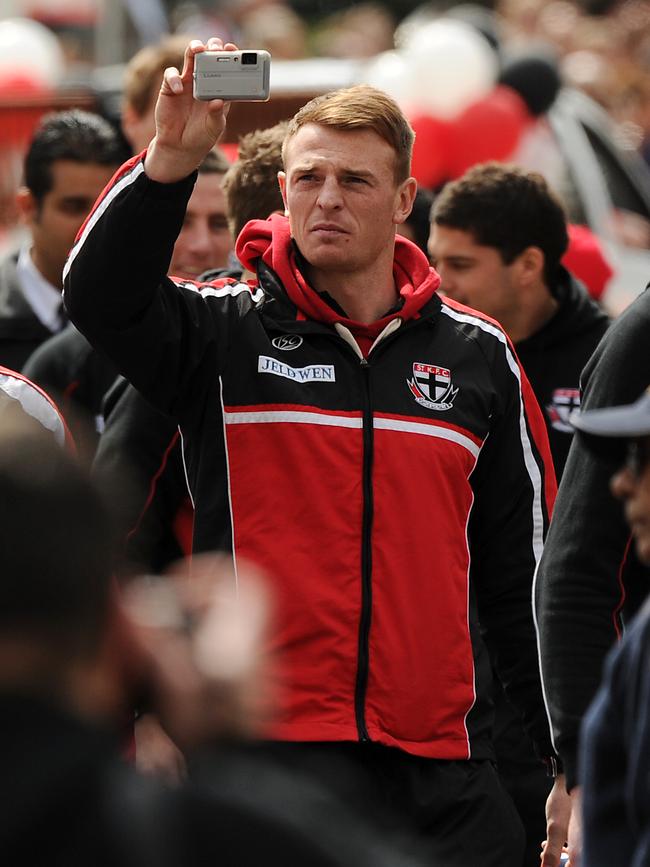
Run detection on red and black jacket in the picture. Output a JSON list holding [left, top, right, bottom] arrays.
[[64, 155, 556, 763]]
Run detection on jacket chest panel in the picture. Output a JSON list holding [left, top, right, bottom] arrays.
[[221, 322, 496, 442]]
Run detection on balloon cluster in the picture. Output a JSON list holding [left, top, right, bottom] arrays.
[[363, 17, 561, 190]]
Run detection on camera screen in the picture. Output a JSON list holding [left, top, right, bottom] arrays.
[[241, 52, 257, 65]]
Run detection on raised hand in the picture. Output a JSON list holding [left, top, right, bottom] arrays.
[[145, 37, 237, 184]]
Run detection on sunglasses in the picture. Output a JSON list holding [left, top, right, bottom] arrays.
[[625, 437, 650, 480]]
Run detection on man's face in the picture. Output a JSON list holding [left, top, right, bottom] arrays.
[[428, 224, 520, 326], [611, 437, 650, 565], [279, 124, 414, 278], [25, 159, 117, 288], [169, 172, 232, 280]]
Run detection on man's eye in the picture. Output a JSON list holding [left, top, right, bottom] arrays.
[[209, 217, 230, 232], [345, 176, 367, 184], [59, 200, 91, 216]]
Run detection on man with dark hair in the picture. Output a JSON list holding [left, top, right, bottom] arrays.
[[0, 109, 126, 370], [429, 162, 609, 475], [65, 38, 569, 866], [429, 162, 609, 865]]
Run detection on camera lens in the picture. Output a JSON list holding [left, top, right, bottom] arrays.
[[241, 52, 257, 65]]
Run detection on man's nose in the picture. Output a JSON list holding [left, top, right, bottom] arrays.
[[187, 222, 212, 253], [317, 176, 343, 209], [435, 266, 454, 297]]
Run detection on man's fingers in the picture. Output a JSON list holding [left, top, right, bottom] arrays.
[[162, 66, 183, 95], [541, 826, 566, 866]]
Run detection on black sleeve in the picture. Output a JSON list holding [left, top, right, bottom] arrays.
[[93, 379, 189, 574], [534, 286, 650, 790], [63, 155, 252, 420], [22, 326, 119, 464]]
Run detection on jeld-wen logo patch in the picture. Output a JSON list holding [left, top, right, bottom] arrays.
[[258, 355, 336, 383]]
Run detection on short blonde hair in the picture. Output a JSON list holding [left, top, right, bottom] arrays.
[[123, 36, 188, 117], [283, 85, 414, 183]]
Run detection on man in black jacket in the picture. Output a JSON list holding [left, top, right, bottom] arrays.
[[428, 162, 610, 866], [64, 37, 569, 866]]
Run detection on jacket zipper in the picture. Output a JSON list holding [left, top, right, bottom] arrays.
[[322, 324, 431, 741], [355, 356, 373, 742]]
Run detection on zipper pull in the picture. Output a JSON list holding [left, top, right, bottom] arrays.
[[360, 358, 369, 368]]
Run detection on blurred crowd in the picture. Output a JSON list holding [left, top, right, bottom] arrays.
[[1, 1, 650, 147]]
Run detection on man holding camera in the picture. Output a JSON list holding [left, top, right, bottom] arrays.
[[64, 38, 569, 866]]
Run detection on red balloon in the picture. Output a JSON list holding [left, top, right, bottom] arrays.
[[0, 76, 51, 148], [219, 141, 239, 163], [409, 114, 453, 190], [0, 73, 51, 97], [447, 85, 531, 179]]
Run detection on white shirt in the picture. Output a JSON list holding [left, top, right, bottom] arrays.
[[16, 245, 65, 333]]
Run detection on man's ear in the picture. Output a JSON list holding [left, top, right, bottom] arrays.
[[515, 245, 545, 287], [15, 187, 39, 227], [120, 102, 140, 152], [277, 171, 289, 215], [394, 177, 418, 226]]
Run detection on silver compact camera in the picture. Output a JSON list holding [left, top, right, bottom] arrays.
[[193, 50, 271, 102]]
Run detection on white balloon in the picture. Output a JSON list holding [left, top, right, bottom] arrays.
[[402, 19, 498, 118], [361, 51, 413, 106], [0, 18, 65, 88]]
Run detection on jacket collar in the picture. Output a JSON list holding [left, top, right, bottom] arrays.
[[237, 214, 441, 333]]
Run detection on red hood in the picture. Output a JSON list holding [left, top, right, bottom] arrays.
[[236, 214, 440, 339]]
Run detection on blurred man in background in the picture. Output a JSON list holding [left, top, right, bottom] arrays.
[[121, 35, 189, 154], [0, 109, 125, 370], [429, 162, 609, 476]]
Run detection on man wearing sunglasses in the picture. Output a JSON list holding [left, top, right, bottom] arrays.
[[566, 390, 650, 867]]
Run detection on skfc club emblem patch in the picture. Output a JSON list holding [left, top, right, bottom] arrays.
[[546, 387, 580, 433], [407, 362, 458, 411]]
